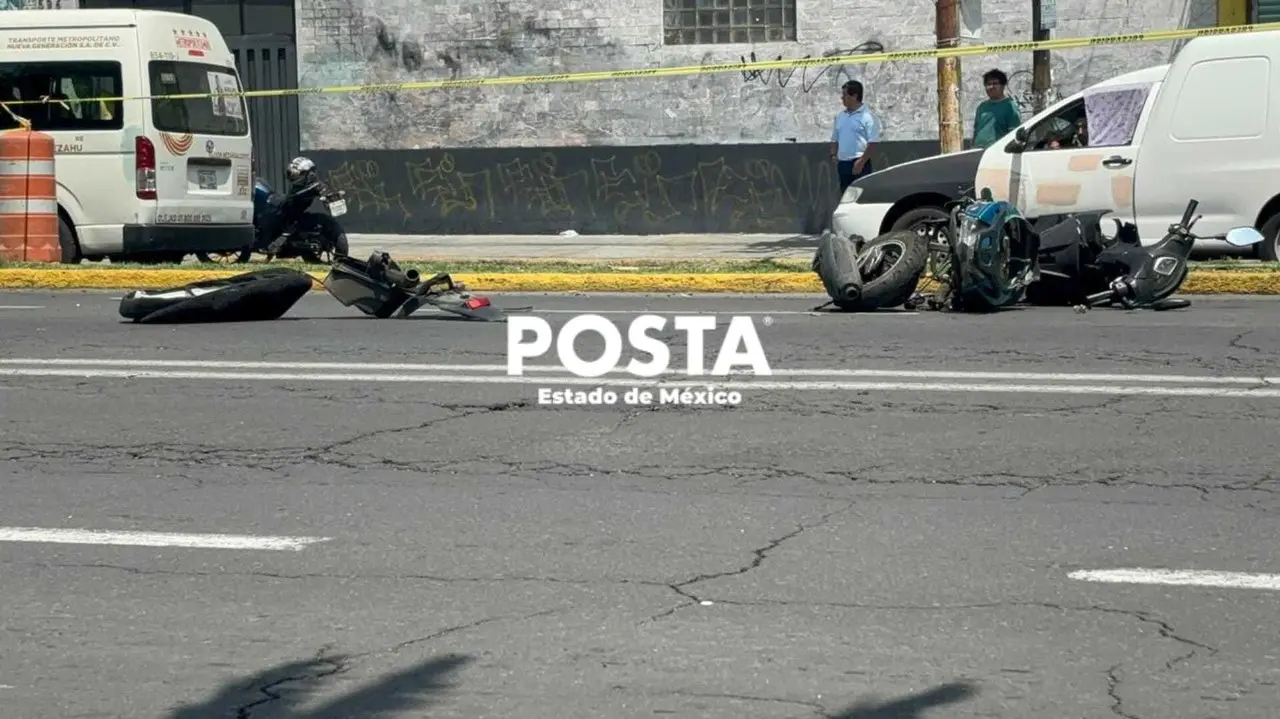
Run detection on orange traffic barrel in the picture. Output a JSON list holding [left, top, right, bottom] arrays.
[[0, 129, 60, 263]]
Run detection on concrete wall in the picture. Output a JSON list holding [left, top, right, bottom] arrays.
[[295, 0, 1217, 151], [294, 0, 1216, 235]]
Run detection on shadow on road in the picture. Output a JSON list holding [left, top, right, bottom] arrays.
[[164, 652, 471, 719], [829, 680, 978, 718], [164, 653, 971, 719]]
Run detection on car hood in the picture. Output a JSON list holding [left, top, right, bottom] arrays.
[[853, 148, 984, 205]]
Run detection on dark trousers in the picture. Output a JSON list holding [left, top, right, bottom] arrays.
[[837, 159, 874, 195]]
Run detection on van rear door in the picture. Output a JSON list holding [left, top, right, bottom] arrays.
[[145, 58, 252, 225]]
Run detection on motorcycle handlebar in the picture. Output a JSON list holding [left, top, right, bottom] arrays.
[[1084, 289, 1114, 306], [1179, 199, 1199, 227]]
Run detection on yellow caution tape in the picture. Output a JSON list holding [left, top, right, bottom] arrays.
[[2, 20, 1279, 107]]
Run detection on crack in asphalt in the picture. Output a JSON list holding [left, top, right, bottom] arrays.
[[27, 553, 1224, 675], [1107, 663, 1142, 719], [24, 560, 677, 589], [3, 441, 1276, 508], [703, 597, 1219, 675], [662, 690, 828, 714], [234, 646, 347, 719], [232, 609, 562, 718], [643, 503, 857, 624]]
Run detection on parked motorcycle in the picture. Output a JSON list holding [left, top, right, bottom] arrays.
[[1035, 199, 1266, 311], [196, 156, 349, 265]]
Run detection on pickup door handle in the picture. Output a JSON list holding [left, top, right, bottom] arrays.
[[1102, 155, 1133, 168]]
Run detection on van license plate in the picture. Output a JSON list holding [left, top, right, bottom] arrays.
[[328, 199, 347, 217], [198, 170, 218, 190]]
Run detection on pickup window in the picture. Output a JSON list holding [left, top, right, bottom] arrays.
[[1021, 83, 1155, 152]]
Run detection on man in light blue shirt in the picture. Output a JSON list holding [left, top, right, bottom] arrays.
[[829, 80, 880, 194]]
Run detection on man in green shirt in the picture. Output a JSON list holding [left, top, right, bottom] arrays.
[[973, 69, 1023, 148]]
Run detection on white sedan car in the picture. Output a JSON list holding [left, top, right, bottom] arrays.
[[830, 148, 984, 242]]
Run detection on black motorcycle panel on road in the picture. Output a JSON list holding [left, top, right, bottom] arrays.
[[118, 268, 315, 324], [117, 253, 525, 325], [322, 252, 520, 321]]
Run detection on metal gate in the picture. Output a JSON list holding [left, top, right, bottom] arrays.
[[228, 34, 299, 188]]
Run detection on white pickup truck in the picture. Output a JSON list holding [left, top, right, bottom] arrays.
[[833, 28, 1280, 259]]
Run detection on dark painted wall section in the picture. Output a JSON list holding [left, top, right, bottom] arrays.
[[309, 140, 944, 235]]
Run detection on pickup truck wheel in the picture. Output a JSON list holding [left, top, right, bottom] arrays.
[[1258, 214, 1280, 262], [890, 206, 948, 233]]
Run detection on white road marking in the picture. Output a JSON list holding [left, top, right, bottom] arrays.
[[2, 358, 1277, 386], [0, 527, 330, 551], [3, 366, 1280, 398], [0, 305, 42, 310], [516, 308, 919, 317], [1069, 568, 1280, 591]]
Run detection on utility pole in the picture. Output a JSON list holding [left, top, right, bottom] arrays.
[[1031, 0, 1055, 113], [936, 0, 963, 154]]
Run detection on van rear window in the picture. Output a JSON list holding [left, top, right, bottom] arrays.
[[148, 60, 248, 137]]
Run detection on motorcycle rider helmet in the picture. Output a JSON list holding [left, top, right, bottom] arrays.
[[285, 156, 317, 190]]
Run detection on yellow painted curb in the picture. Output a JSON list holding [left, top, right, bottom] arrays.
[[0, 268, 1278, 294]]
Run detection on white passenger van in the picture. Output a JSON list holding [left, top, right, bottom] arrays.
[[0, 9, 253, 263], [837, 28, 1280, 258]]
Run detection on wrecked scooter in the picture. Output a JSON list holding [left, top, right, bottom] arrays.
[[1029, 198, 1265, 311], [322, 252, 527, 320]]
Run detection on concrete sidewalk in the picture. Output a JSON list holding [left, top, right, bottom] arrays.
[[346, 232, 821, 261], [345, 231, 1256, 263]]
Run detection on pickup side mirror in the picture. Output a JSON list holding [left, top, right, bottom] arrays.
[[1005, 126, 1030, 154]]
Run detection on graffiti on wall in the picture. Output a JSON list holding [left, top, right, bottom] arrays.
[[737, 41, 886, 94], [311, 141, 940, 234], [297, 0, 1217, 151], [1004, 57, 1070, 118], [318, 148, 836, 234]]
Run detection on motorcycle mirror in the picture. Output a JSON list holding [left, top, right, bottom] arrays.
[[1224, 226, 1265, 247]]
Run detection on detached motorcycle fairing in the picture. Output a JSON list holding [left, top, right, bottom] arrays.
[[947, 199, 1041, 312], [1022, 209, 1119, 306], [118, 268, 314, 324], [323, 252, 525, 321]]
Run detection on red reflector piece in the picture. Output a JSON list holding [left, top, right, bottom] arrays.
[[464, 297, 490, 309]]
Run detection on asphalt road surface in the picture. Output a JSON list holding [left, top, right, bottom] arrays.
[[1, 290, 1278, 719]]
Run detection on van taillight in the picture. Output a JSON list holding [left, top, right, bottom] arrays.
[[135, 136, 157, 200]]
